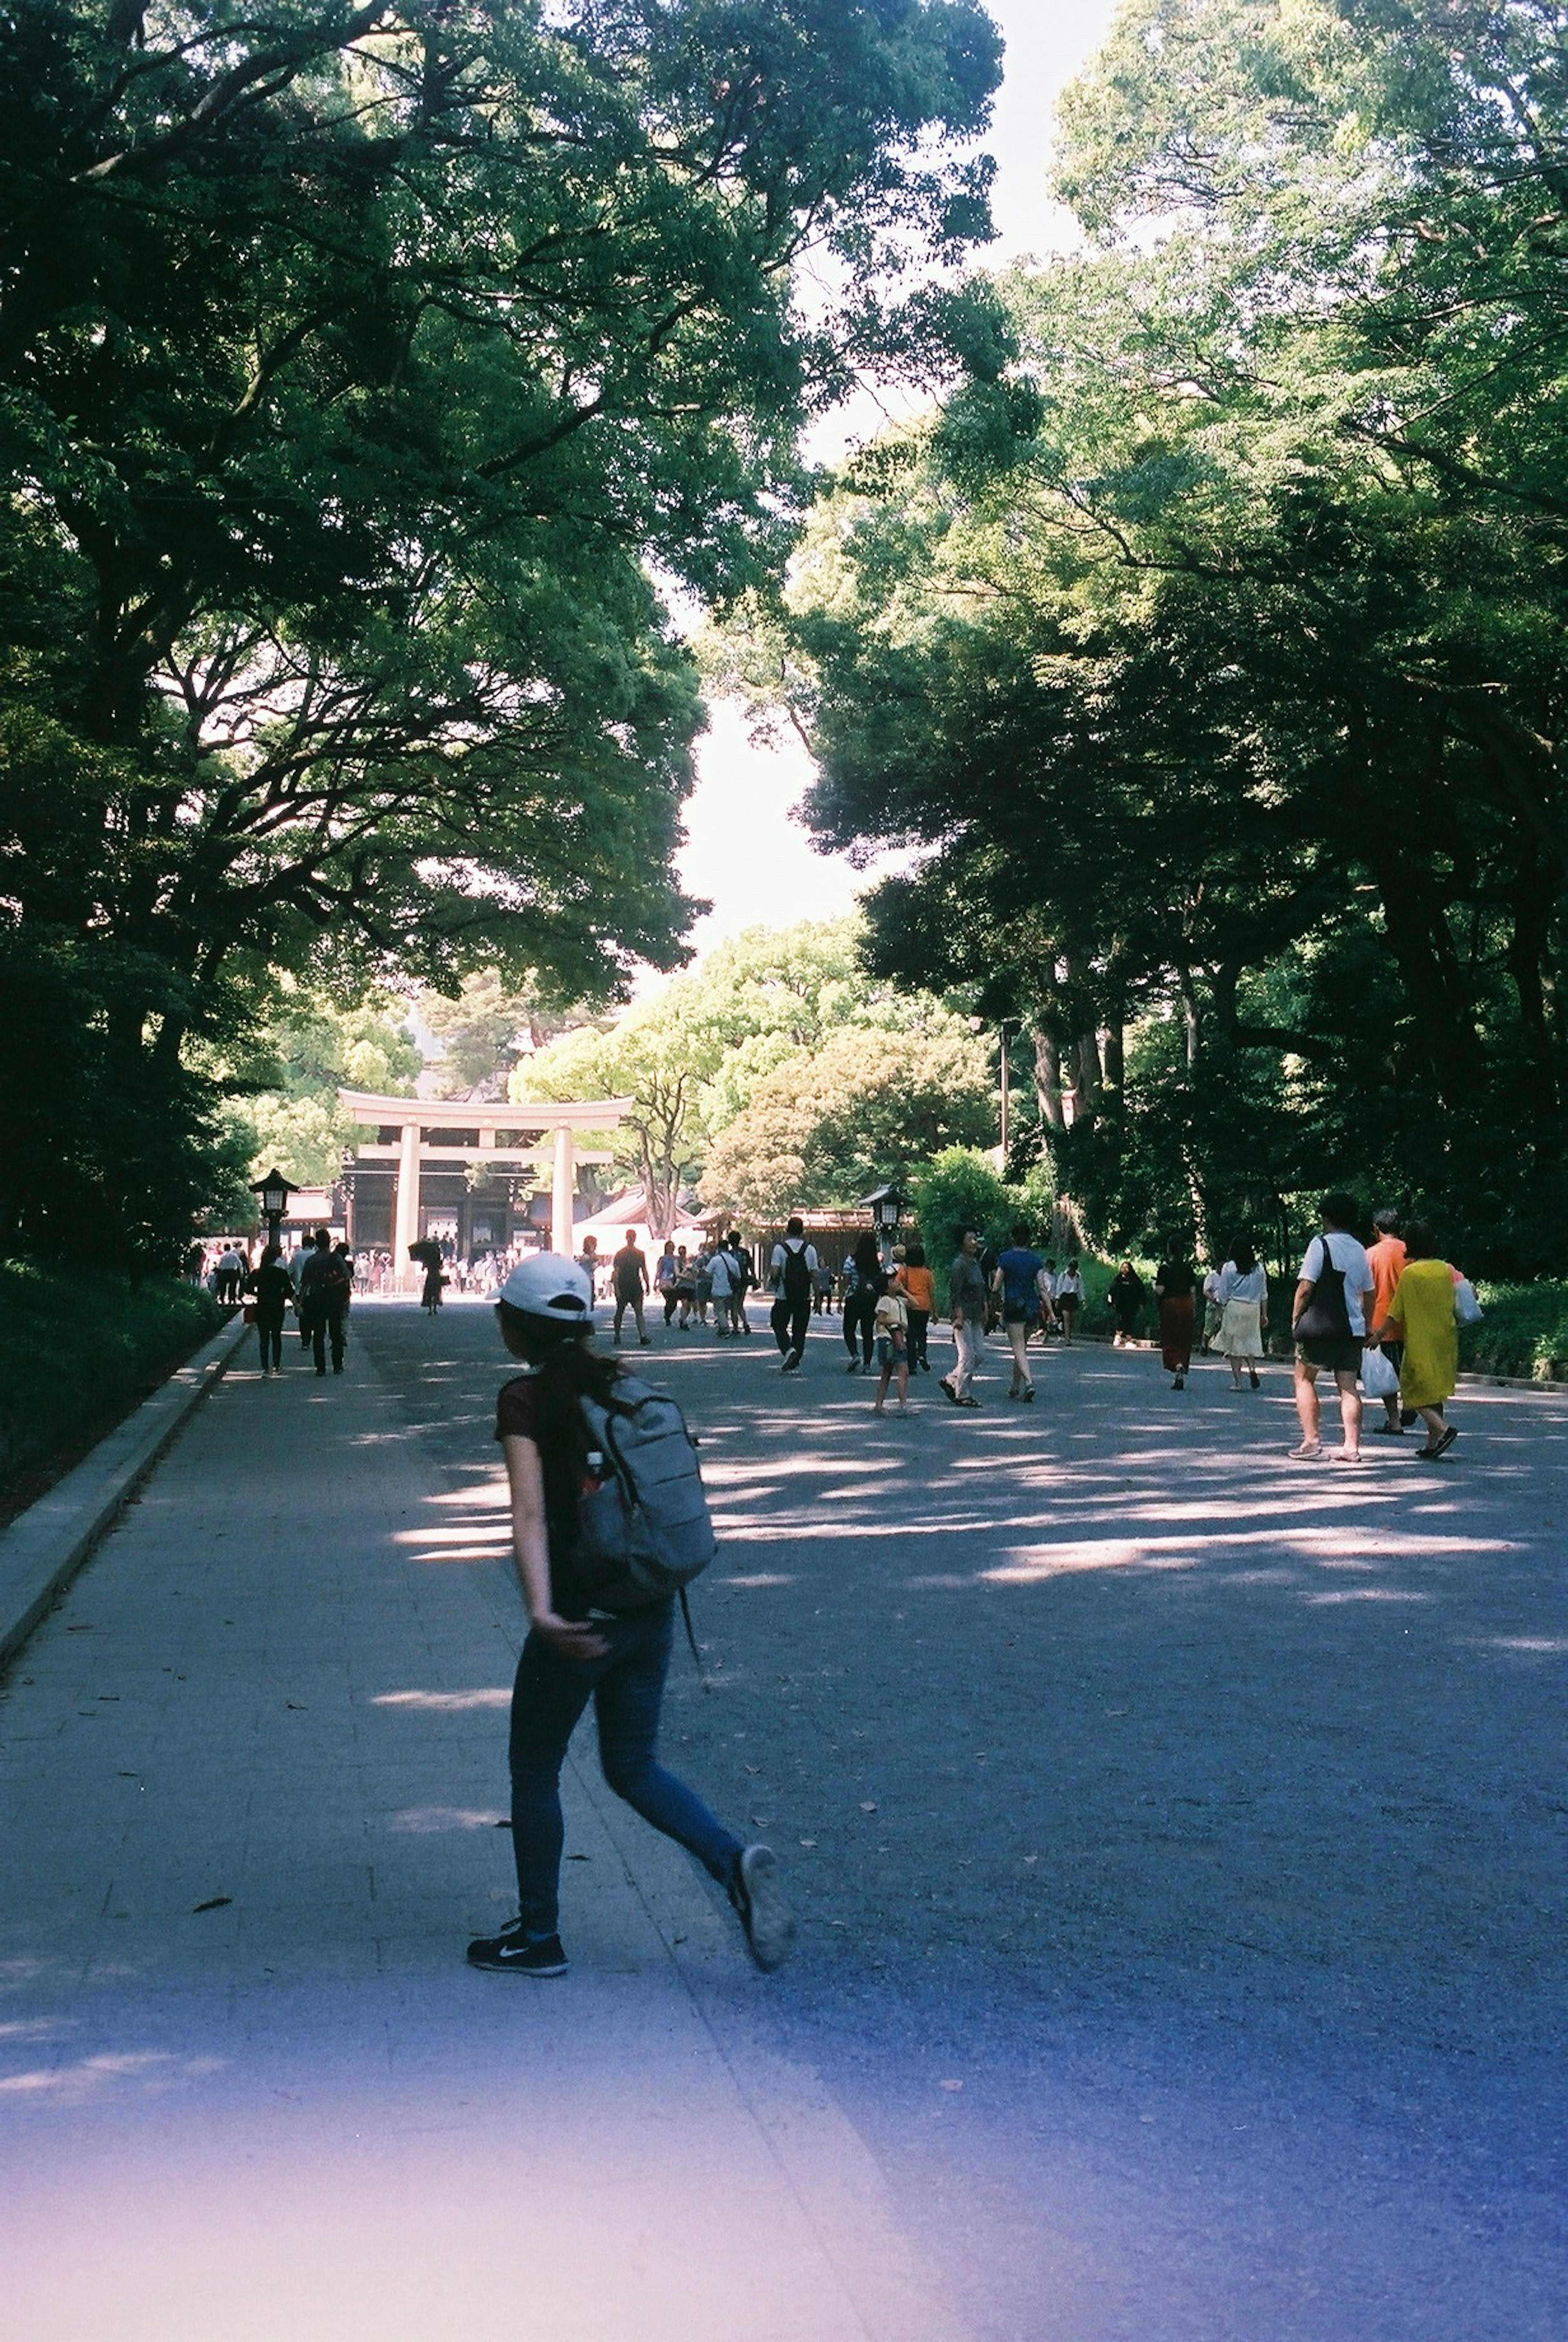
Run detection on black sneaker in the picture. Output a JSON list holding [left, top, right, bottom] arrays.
[[729, 1845, 796, 1972], [467, 1918, 568, 1976]]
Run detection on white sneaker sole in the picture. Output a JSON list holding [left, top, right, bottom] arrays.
[[737, 1845, 796, 1972]]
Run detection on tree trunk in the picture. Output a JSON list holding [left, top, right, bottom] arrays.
[[1030, 1023, 1065, 1129]]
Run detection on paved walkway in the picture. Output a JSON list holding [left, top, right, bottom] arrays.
[[2, 1305, 1566, 2338], [0, 1329, 958, 2342]]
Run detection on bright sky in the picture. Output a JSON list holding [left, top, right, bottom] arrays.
[[670, 0, 1121, 967]]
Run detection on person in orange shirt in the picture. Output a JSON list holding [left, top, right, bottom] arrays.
[[898, 1243, 936, 1374], [1365, 1208, 1409, 1434]]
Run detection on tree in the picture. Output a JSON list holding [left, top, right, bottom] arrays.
[[0, 0, 1003, 1262], [224, 985, 420, 1192], [755, 0, 1568, 1270], [416, 974, 571, 1101], [514, 916, 989, 1230], [698, 1020, 995, 1217]]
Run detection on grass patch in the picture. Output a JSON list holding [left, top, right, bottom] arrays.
[[0, 1263, 222, 1518], [1461, 1281, 1568, 1382]]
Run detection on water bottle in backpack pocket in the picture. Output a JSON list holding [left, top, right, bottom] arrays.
[[572, 1375, 717, 1612]]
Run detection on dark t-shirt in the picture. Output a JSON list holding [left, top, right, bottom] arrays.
[[996, 1246, 1045, 1314], [494, 1373, 590, 1618], [1155, 1260, 1197, 1300], [248, 1261, 295, 1318], [613, 1244, 647, 1296]]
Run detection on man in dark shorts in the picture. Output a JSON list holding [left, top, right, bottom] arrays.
[[992, 1221, 1046, 1401], [1290, 1192, 1375, 1463], [610, 1228, 651, 1346]]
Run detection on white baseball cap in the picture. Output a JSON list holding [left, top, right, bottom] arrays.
[[497, 1252, 592, 1323]]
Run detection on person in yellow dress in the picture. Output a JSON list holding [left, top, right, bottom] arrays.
[[1370, 1220, 1459, 1459]]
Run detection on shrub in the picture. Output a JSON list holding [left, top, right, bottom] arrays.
[[0, 1264, 221, 1509], [908, 1149, 1017, 1308], [1461, 1282, 1568, 1382]]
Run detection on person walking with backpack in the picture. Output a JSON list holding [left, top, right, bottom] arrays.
[[298, 1228, 352, 1375], [726, 1233, 754, 1335], [1290, 1192, 1376, 1463], [468, 1254, 794, 1978], [769, 1217, 817, 1372]]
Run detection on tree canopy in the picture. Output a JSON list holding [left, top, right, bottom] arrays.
[[750, 0, 1568, 1270], [512, 917, 993, 1228], [0, 0, 1003, 1263]]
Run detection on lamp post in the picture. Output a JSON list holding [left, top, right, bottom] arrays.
[[859, 1183, 906, 1258], [250, 1168, 298, 1252]]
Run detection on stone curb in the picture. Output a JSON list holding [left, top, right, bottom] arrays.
[[0, 1312, 250, 1675]]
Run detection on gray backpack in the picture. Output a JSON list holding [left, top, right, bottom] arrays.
[[572, 1375, 717, 1614]]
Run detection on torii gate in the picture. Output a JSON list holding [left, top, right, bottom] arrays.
[[336, 1090, 631, 1269]]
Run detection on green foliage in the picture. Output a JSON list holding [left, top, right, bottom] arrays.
[[219, 985, 420, 1195], [699, 1020, 995, 1217], [0, 0, 1001, 1266], [0, 1264, 220, 1505], [908, 1147, 1014, 1305], [515, 916, 987, 1228], [761, 0, 1568, 1276], [417, 975, 559, 1101], [1461, 1285, 1568, 1384]]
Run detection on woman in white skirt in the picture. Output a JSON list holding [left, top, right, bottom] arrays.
[[1217, 1240, 1269, 1389]]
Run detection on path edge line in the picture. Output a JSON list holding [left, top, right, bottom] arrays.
[[0, 1313, 250, 1674]]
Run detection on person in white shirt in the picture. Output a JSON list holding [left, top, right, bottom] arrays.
[[1290, 1192, 1376, 1462], [707, 1240, 734, 1335], [1216, 1240, 1269, 1390], [1054, 1257, 1084, 1344]]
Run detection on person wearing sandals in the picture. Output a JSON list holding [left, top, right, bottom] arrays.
[[1153, 1243, 1199, 1389], [993, 1221, 1046, 1402], [1290, 1192, 1375, 1463], [1368, 1220, 1461, 1459], [1365, 1209, 1409, 1435], [468, 1252, 794, 1979], [942, 1228, 989, 1407], [1216, 1239, 1268, 1390]]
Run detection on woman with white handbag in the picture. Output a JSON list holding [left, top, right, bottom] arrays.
[[1368, 1221, 1469, 1459]]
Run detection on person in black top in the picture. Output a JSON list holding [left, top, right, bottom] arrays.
[[244, 1243, 295, 1374], [1153, 1245, 1198, 1388], [842, 1232, 886, 1374], [297, 1228, 351, 1373], [467, 1252, 794, 1979], [1108, 1262, 1147, 1346]]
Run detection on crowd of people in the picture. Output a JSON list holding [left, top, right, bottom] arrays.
[[566, 1200, 1475, 1465]]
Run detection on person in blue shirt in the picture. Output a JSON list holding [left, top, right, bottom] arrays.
[[993, 1222, 1048, 1402]]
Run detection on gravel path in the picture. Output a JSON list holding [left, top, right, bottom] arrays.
[[2, 1300, 1563, 2338], [365, 1304, 1568, 2340]]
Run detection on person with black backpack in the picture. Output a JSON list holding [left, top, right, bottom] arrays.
[[768, 1216, 818, 1372], [468, 1252, 794, 1978]]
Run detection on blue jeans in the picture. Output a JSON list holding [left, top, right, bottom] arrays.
[[508, 1600, 742, 1939]]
